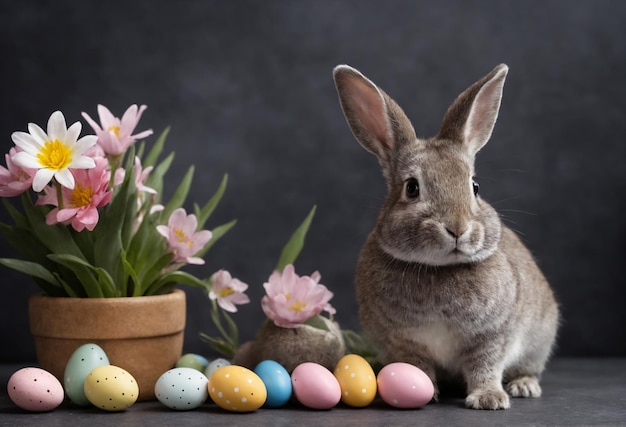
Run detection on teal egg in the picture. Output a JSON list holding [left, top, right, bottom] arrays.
[[64, 343, 110, 406], [254, 360, 292, 408]]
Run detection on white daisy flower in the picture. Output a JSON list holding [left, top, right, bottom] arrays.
[[11, 111, 97, 192]]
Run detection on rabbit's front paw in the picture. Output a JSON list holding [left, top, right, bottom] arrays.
[[506, 375, 542, 398], [465, 387, 511, 410]]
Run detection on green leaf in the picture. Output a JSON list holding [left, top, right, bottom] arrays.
[[161, 166, 194, 220], [194, 174, 228, 229], [275, 205, 316, 272], [146, 152, 174, 199], [143, 270, 208, 296], [199, 333, 236, 359], [53, 272, 80, 298], [21, 195, 85, 259], [0, 258, 59, 286], [48, 254, 104, 298], [2, 197, 29, 228], [143, 127, 170, 167], [303, 314, 330, 332], [195, 219, 236, 259]]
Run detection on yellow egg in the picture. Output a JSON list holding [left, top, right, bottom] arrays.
[[84, 365, 139, 411], [208, 365, 267, 412], [333, 354, 377, 407]]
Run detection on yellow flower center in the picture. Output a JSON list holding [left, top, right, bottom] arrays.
[[290, 300, 307, 313], [174, 228, 193, 247], [69, 184, 93, 207], [218, 287, 235, 298], [37, 139, 72, 170], [108, 125, 121, 138]]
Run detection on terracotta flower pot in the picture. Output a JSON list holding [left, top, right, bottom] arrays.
[[28, 289, 186, 401], [232, 316, 346, 372]]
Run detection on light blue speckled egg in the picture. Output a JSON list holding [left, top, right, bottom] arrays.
[[155, 367, 209, 410], [64, 343, 110, 406]]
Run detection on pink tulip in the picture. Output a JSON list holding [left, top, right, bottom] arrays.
[[37, 157, 113, 232], [209, 270, 250, 313], [261, 264, 335, 328], [82, 104, 153, 156], [156, 208, 212, 265], [0, 148, 35, 197]]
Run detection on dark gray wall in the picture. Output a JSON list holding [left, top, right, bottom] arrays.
[[1, 0, 624, 362]]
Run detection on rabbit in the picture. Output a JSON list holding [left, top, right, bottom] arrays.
[[333, 63, 559, 410]]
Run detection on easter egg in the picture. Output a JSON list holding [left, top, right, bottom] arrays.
[[155, 367, 209, 410], [254, 360, 292, 408], [291, 362, 341, 410], [176, 353, 209, 372], [208, 365, 267, 412], [377, 362, 434, 408], [63, 343, 110, 406], [84, 365, 139, 411], [333, 354, 377, 407], [7, 367, 64, 412], [204, 358, 230, 379]]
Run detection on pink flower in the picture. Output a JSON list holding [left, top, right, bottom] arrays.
[[261, 264, 336, 328], [156, 208, 212, 265], [82, 104, 153, 156], [114, 156, 157, 196], [37, 157, 113, 232], [0, 148, 36, 197], [208, 270, 250, 313]]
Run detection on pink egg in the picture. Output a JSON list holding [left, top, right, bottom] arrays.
[[377, 362, 434, 408], [291, 362, 341, 410], [7, 367, 64, 412]]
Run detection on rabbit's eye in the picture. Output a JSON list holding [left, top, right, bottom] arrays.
[[472, 179, 480, 196], [405, 178, 420, 198]]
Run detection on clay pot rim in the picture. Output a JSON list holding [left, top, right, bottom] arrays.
[[29, 289, 186, 339], [29, 288, 185, 305]]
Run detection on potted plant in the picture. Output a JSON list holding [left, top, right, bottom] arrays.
[[0, 105, 235, 400], [200, 206, 347, 372]]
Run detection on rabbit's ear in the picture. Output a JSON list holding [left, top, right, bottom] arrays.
[[438, 64, 508, 155], [333, 65, 415, 168]]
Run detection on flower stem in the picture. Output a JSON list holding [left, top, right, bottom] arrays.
[[54, 180, 64, 209]]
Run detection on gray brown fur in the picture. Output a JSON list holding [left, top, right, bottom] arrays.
[[333, 64, 559, 410]]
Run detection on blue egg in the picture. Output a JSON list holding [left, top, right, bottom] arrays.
[[254, 360, 292, 408]]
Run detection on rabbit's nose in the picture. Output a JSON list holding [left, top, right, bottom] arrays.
[[445, 222, 469, 239]]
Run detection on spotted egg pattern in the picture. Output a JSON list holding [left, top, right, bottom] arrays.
[[63, 343, 110, 406], [83, 365, 139, 411], [155, 367, 209, 410], [377, 362, 434, 409], [7, 367, 64, 412], [333, 354, 377, 407], [208, 365, 267, 412]]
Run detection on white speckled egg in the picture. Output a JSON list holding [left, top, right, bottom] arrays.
[[333, 354, 377, 407], [208, 365, 267, 412], [291, 362, 341, 410], [84, 365, 139, 411], [63, 343, 110, 406], [7, 367, 64, 412], [155, 367, 209, 410], [204, 358, 230, 379], [377, 362, 434, 408]]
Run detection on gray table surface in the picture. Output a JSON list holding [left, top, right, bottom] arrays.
[[1, 358, 624, 426]]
